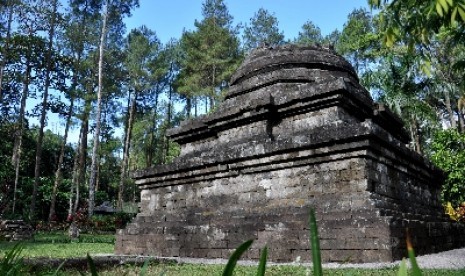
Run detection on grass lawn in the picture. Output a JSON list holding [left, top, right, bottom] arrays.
[[0, 232, 115, 259], [56, 263, 465, 275], [1, 232, 464, 275]]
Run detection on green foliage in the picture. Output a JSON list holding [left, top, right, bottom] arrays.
[[243, 8, 285, 51], [430, 129, 465, 206], [177, 0, 241, 115], [370, 0, 465, 48], [336, 8, 380, 82], [0, 243, 24, 275], [294, 21, 323, 46]]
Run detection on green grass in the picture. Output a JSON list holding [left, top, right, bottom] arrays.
[[0, 232, 114, 259], [33, 232, 115, 244], [60, 263, 465, 276]]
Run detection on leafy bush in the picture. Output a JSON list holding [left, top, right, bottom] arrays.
[[430, 129, 465, 207], [444, 202, 465, 222]]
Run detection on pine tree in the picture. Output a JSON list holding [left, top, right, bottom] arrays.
[[243, 8, 285, 52], [177, 0, 241, 115], [88, 0, 139, 216], [295, 20, 323, 45], [118, 26, 159, 209]]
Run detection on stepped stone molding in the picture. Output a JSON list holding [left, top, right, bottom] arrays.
[[116, 45, 465, 263]]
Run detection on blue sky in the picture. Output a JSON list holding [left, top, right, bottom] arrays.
[[124, 0, 371, 44]]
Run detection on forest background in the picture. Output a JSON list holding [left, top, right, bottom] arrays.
[[1, 0, 465, 223]]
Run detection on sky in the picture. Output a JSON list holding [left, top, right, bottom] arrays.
[[124, 0, 371, 44]]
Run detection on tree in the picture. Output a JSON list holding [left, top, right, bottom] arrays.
[[0, 0, 18, 103], [9, 0, 49, 216], [323, 29, 341, 46], [30, 0, 60, 220], [428, 29, 465, 132], [177, 0, 241, 115], [118, 26, 159, 208], [63, 0, 102, 220], [243, 8, 285, 52], [88, 0, 139, 216], [336, 8, 379, 79], [294, 20, 323, 45], [430, 129, 465, 206], [369, 0, 465, 47]]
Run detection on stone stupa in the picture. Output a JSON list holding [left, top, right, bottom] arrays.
[[116, 45, 465, 263]]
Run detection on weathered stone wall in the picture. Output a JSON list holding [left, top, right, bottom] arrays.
[[0, 220, 34, 241], [116, 45, 465, 262]]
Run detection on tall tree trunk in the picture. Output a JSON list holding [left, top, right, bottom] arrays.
[[210, 64, 216, 111], [186, 97, 192, 118], [0, 0, 14, 102], [458, 108, 465, 133], [88, 0, 108, 216], [410, 115, 422, 155], [453, 97, 465, 133], [11, 50, 32, 215], [69, 93, 91, 218], [194, 97, 198, 117], [30, 0, 58, 219], [68, 0, 90, 219], [163, 84, 173, 164], [75, 105, 89, 214], [145, 90, 159, 167], [68, 125, 82, 221], [118, 92, 137, 209], [48, 97, 74, 221], [444, 89, 456, 129]]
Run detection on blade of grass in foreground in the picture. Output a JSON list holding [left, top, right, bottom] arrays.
[[256, 246, 268, 276], [86, 253, 98, 276], [309, 209, 323, 276], [139, 258, 150, 276], [406, 229, 422, 276], [222, 239, 254, 276], [51, 259, 67, 276], [397, 258, 408, 276], [0, 242, 24, 275]]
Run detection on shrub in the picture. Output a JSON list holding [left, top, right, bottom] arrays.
[[430, 129, 465, 206], [444, 202, 465, 222]]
